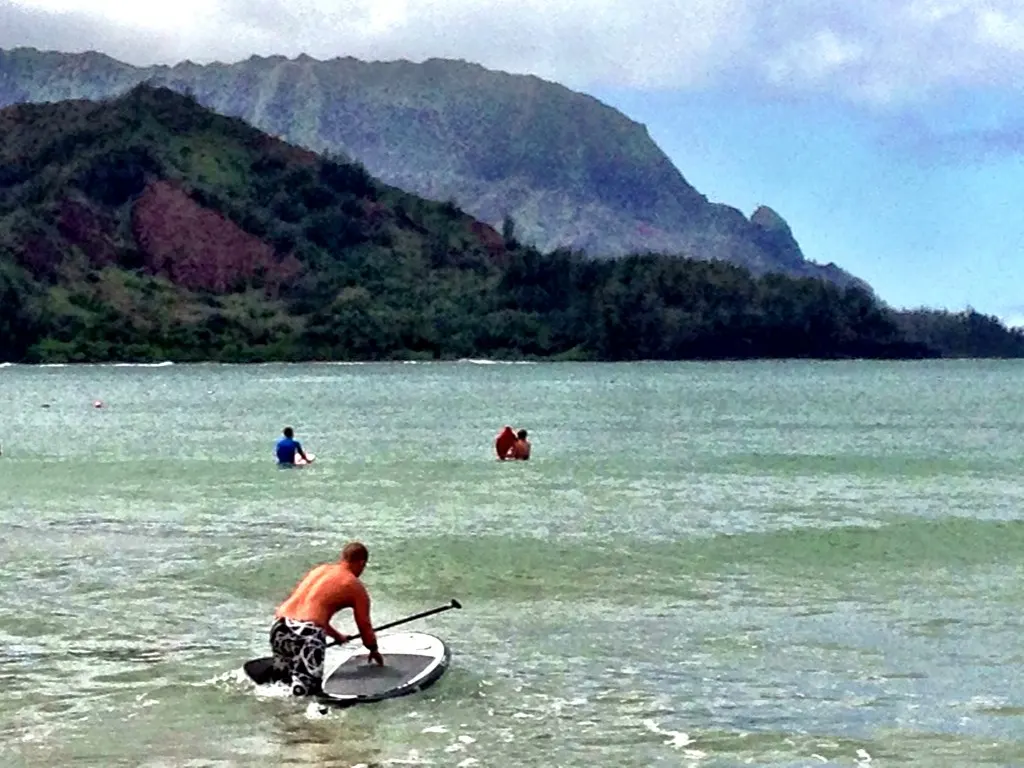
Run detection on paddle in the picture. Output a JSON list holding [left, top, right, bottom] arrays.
[[243, 599, 463, 686]]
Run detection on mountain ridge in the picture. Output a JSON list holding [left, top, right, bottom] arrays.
[[0, 45, 865, 289]]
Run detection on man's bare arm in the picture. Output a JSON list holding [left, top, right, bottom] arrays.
[[352, 586, 383, 664], [324, 623, 349, 644]]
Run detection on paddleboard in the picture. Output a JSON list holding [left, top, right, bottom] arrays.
[[495, 426, 515, 460], [319, 631, 450, 707], [294, 452, 315, 466]]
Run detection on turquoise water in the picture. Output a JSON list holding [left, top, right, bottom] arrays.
[[1, 360, 1024, 767]]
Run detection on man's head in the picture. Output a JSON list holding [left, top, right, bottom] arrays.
[[517, 429, 528, 440], [283, 426, 294, 439], [341, 541, 369, 575]]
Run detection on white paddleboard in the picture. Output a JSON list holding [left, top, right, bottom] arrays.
[[319, 631, 450, 706], [294, 452, 316, 466]]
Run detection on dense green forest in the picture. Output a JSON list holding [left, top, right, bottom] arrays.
[[0, 85, 1021, 363]]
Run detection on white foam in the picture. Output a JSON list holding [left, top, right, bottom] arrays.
[[249, 678, 294, 700], [18, 723, 58, 743], [421, 725, 448, 734], [202, 668, 247, 687], [305, 702, 331, 719], [643, 719, 695, 750], [382, 749, 432, 765]]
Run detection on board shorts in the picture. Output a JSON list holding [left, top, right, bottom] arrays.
[[269, 617, 326, 696]]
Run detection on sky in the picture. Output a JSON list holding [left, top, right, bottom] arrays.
[[2, 0, 1023, 323]]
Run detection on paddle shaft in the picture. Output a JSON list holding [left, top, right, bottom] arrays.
[[330, 599, 462, 647]]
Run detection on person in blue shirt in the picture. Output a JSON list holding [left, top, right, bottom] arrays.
[[276, 426, 312, 466]]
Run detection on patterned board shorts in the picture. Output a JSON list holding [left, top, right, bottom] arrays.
[[269, 617, 327, 696]]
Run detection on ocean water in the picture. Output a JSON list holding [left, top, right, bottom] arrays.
[[1, 359, 1023, 767]]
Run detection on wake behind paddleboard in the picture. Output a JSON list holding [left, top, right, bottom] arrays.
[[319, 631, 450, 707]]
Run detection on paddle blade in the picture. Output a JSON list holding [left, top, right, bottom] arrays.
[[244, 656, 288, 686]]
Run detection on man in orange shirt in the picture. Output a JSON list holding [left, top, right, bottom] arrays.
[[269, 541, 384, 696]]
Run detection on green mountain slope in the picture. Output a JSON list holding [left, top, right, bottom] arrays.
[[0, 85, 516, 361], [0, 47, 862, 286], [1, 85, 1020, 364]]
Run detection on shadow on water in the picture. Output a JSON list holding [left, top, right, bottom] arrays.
[[192, 516, 1024, 617], [700, 516, 1024, 571], [270, 712, 389, 767], [221, 664, 490, 767]]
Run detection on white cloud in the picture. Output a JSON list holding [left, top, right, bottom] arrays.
[[763, 29, 865, 87], [8, 0, 219, 31], [5, 0, 1024, 107], [977, 7, 1024, 51]]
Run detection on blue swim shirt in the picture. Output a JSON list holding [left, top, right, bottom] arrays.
[[276, 436, 302, 464]]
